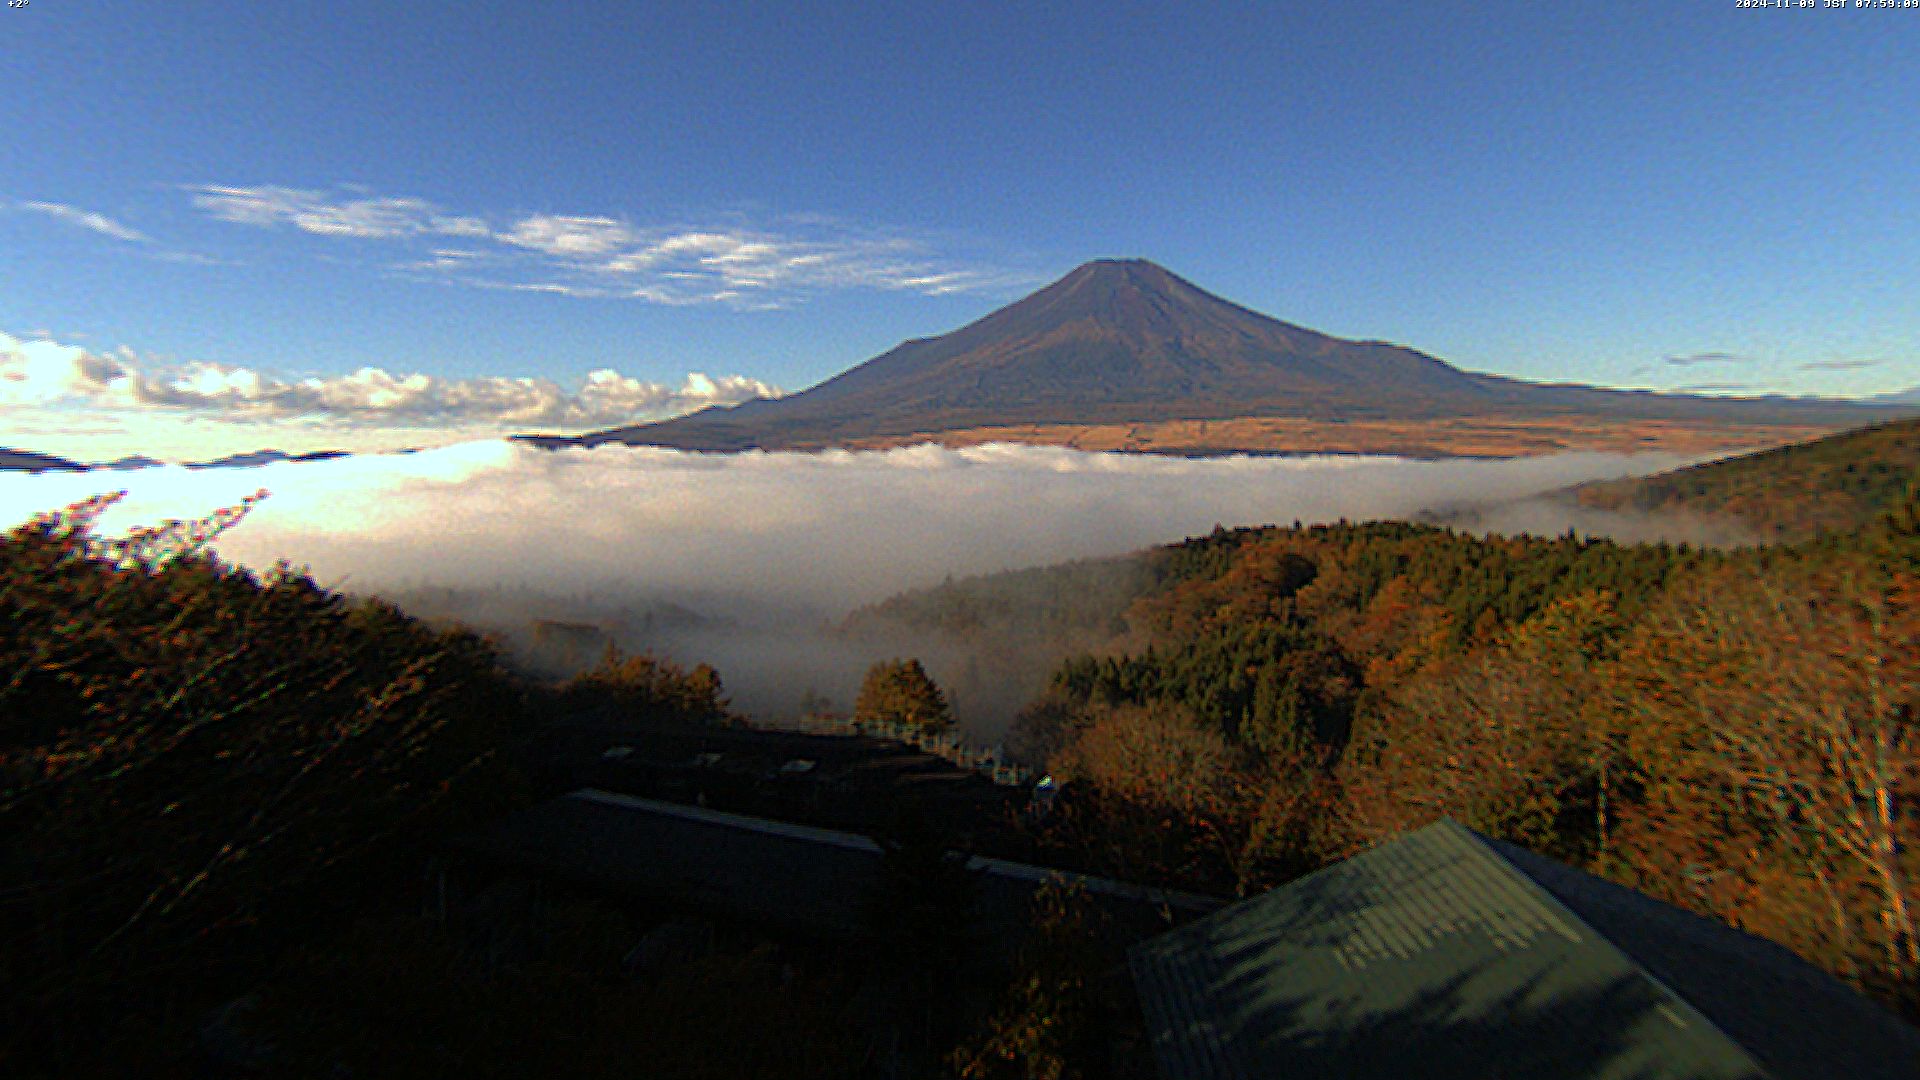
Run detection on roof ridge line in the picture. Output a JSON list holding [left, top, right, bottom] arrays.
[[1449, 821, 1770, 1075]]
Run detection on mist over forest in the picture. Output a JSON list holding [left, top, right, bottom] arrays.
[[1, 439, 1725, 734]]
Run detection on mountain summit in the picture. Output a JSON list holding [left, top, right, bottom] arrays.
[[523, 259, 1900, 456], [781, 258, 1496, 417]]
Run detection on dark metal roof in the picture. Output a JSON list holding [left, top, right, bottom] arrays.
[[1488, 839, 1920, 1080], [1129, 820, 1920, 1080], [451, 790, 1220, 941]]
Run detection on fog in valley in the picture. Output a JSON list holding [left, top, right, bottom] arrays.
[[2, 439, 1724, 738]]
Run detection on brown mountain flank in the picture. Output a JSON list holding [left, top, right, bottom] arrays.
[[519, 259, 1907, 458], [766, 416, 1843, 459]]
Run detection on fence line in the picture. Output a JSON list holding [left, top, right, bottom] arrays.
[[789, 714, 1034, 787]]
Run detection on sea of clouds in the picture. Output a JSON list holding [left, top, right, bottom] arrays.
[[0, 440, 1708, 732]]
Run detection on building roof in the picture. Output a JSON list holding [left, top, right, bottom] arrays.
[[1128, 820, 1920, 1080], [528, 719, 1028, 844], [451, 789, 1220, 941]]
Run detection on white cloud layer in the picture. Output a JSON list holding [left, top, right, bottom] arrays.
[[127, 361, 779, 426], [0, 332, 132, 406], [184, 183, 1031, 306], [16, 201, 149, 242], [0, 441, 1699, 728], [0, 430, 1716, 609], [0, 329, 779, 448]]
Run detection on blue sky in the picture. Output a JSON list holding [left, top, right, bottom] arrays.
[[4, 2, 1917, 458]]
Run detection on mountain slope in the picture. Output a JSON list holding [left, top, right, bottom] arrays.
[[182, 448, 351, 469], [522, 259, 1904, 455], [763, 258, 1496, 421], [0, 447, 87, 473], [96, 455, 165, 471], [1570, 416, 1920, 541]]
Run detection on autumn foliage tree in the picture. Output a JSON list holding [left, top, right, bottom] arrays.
[[561, 643, 730, 726], [855, 657, 954, 733], [1337, 590, 1625, 861], [0, 494, 523, 1071], [1035, 698, 1323, 895], [1600, 558, 1920, 997]]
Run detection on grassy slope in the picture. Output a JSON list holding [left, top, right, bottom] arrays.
[[1572, 417, 1920, 541]]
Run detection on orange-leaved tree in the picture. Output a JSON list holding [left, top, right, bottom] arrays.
[[854, 657, 954, 734], [1600, 557, 1920, 996], [1335, 590, 1624, 861]]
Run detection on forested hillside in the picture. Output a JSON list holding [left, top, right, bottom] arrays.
[[1572, 416, 1920, 540], [1002, 495, 1920, 1016], [774, 428, 1920, 1022]]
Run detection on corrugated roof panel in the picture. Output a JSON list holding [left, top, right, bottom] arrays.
[[1129, 820, 1772, 1080], [1491, 838, 1920, 1080]]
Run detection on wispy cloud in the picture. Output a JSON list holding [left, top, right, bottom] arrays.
[[500, 214, 639, 256], [1663, 351, 1749, 367], [186, 184, 485, 240], [1676, 382, 1754, 394], [185, 183, 1035, 307], [1, 328, 780, 434], [148, 250, 234, 267], [398, 248, 493, 273], [17, 201, 149, 242], [593, 228, 1018, 299], [471, 279, 615, 299], [1799, 358, 1884, 372]]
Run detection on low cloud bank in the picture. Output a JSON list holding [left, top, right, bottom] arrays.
[[1430, 496, 1765, 549], [1, 440, 1703, 733], [0, 328, 778, 431]]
